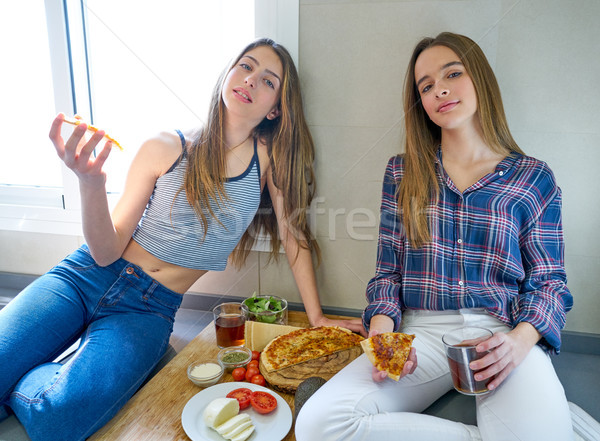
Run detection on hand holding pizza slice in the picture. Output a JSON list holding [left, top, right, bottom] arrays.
[[63, 115, 123, 151], [360, 332, 416, 381]]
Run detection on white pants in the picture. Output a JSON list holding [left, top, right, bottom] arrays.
[[295, 309, 573, 441]]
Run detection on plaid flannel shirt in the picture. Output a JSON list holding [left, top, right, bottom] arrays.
[[363, 150, 573, 353]]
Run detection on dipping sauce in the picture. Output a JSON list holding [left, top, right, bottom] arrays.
[[190, 362, 222, 378]]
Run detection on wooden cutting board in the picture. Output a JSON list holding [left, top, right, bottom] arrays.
[[259, 345, 363, 393]]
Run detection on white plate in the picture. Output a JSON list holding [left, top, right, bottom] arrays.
[[181, 383, 292, 441]]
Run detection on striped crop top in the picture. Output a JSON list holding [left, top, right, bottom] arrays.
[[132, 130, 261, 271]]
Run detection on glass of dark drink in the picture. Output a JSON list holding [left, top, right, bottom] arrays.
[[213, 302, 247, 348], [442, 326, 494, 395]]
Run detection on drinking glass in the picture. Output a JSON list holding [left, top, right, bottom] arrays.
[[442, 326, 494, 395], [213, 302, 246, 348]]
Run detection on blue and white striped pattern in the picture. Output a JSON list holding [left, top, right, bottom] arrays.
[[364, 149, 573, 353], [132, 135, 261, 271]]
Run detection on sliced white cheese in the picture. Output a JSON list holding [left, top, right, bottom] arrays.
[[215, 413, 251, 436], [203, 398, 239, 429], [230, 424, 255, 441], [223, 420, 253, 439]]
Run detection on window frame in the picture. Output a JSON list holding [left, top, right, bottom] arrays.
[[0, 0, 298, 239]]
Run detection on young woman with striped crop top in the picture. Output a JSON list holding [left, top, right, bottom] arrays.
[[0, 38, 363, 441]]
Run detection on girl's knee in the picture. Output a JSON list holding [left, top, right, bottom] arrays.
[[9, 363, 99, 441], [10, 393, 87, 441], [295, 395, 362, 441], [296, 396, 334, 440]]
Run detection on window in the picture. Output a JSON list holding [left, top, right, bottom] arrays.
[[85, 0, 255, 194], [0, 0, 298, 235], [0, 2, 62, 203]]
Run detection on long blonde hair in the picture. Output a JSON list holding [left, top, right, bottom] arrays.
[[400, 32, 525, 248], [183, 38, 320, 267]]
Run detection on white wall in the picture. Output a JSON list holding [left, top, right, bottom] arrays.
[[259, 0, 600, 334], [1, 0, 598, 334]]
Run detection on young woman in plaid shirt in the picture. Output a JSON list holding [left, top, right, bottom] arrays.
[[296, 32, 574, 441]]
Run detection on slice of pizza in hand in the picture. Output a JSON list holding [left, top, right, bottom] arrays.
[[63, 115, 123, 151], [360, 332, 415, 381]]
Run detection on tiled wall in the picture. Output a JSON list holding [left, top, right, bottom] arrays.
[[1, 0, 598, 334]]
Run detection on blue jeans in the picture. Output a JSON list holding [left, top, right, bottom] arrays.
[[0, 245, 183, 441]]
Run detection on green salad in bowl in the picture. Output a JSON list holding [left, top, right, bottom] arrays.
[[242, 293, 288, 324]]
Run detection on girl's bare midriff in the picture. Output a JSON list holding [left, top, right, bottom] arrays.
[[121, 240, 207, 294]]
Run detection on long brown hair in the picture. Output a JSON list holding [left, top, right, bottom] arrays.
[[400, 32, 525, 248], [183, 38, 320, 267]]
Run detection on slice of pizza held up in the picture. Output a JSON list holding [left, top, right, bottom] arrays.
[[261, 326, 364, 373], [360, 332, 415, 381], [63, 115, 123, 150]]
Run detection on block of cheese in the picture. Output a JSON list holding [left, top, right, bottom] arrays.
[[203, 398, 239, 429], [244, 321, 303, 352]]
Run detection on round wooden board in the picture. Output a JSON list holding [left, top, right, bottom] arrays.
[[259, 346, 363, 393]]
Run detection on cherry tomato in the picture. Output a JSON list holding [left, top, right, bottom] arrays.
[[245, 366, 260, 382], [247, 360, 259, 369], [250, 391, 277, 414], [232, 367, 246, 381], [250, 374, 266, 387], [226, 388, 252, 410], [251, 350, 261, 361]]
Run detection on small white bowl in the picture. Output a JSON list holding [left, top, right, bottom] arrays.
[[187, 360, 224, 387]]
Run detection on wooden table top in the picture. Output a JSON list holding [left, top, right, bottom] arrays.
[[89, 310, 329, 441]]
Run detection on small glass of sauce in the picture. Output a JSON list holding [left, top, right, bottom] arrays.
[[187, 361, 224, 387]]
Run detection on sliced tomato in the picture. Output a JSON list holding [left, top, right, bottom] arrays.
[[226, 388, 252, 410], [250, 391, 277, 414]]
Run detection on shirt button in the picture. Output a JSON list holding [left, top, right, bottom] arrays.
[[458, 280, 464, 287], [457, 239, 463, 244], [499, 171, 505, 176], [126, 267, 134, 275]]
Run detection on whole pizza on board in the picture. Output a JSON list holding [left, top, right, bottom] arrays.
[[258, 326, 364, 392], [261, 326, 364, 372]]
